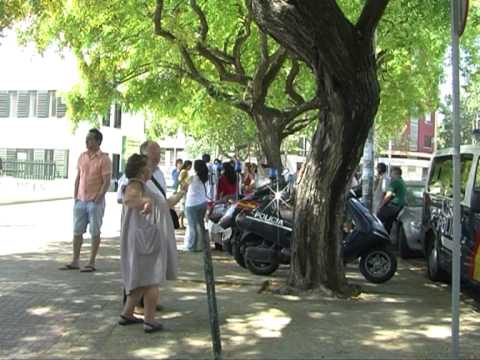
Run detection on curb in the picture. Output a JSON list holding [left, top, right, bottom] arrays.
[[0, 196, 72, 206]]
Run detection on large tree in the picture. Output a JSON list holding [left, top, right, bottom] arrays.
[[15, 0, 319, 170], [2, 0, 469, 293], [251, 0, 452, 294]]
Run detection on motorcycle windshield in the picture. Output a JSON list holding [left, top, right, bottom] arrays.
[[349, 198, 388, 235]]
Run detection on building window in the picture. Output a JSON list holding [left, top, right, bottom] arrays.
[[50, 91, 57, 117], [37, 91, 50, 118], [424, 135, 433, 148], [0, 91, 10, 117], [9, 91, 17, 117], [409, 118, 419, 151], [56, 97, 67, 118], [29, 91, 37, 117], [16, 91, 30, 118], [114, 103, 122, 129]]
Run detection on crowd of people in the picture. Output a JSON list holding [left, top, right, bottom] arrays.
[[57, 127, 405, 334], [58, 128, 279, 333]]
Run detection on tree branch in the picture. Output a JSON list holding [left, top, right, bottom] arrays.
[[178, 45, 249, 112], [356, 0, 391, 38], [115, 63, 152, 85], [283, 96, 323, 127], [282, 113, 317, 137], [154, 0, 176, 40], [196, 44, 249, 85], [231, 0, 254, 81], [190, 0, 208, 43], [285, 59, 304, 105], [189, 0, 249, 85], [263, 47, 288, 94], [154, 0, 250, 88], [252, 34, 289, 106]]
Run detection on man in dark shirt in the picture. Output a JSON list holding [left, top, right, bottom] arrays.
[[377, 166, 406, 233]]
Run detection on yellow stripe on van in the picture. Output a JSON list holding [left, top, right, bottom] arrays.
[[471, 231, 480, 282], [474, 250, 480, 282]]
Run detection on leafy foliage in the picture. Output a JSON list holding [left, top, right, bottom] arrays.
[[3, 1, 480, 159], [10, 0, 316, 164], [437, 95, 477, 149]]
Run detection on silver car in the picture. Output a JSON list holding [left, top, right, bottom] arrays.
[[391, 181, 424, 258]]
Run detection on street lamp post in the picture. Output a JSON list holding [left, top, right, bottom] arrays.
[[450, 0, 468, 358]]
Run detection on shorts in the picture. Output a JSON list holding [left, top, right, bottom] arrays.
[[73, 199, 105, 238]]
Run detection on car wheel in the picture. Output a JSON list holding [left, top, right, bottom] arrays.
[[426, 240, 448, 282], [397, 224, 412, 259]]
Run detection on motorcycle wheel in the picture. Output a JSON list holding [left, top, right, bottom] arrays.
[[359, 247, 397, 284], [245, 252, 279, 276], [232, 239, 246, 268]]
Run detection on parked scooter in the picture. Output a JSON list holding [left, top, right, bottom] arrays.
[[229, 179, 294, 270], [214, 180, 287, 255], [237, 191, 397, 284]]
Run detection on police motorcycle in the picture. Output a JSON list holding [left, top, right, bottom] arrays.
[[215, 179, 292, 256], [230, 177, 294, 272], [207, 181, 276, 253], [237, 186, 397, 284]]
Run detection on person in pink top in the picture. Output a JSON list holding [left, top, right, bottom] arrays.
[[60, 128, 112, 272]]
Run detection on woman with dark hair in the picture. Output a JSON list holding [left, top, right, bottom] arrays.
[[119, 153, 184, 333], [217, 161, 237, 200], [184, 159, 209, 251]]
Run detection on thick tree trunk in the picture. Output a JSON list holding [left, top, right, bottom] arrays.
[[251, 0, 389, 294], [290, 67, 380, 293], [253, 112, 283, 172]]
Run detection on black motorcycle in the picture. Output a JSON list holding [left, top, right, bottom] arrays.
[[237, 191, 397, 284], [210, 181, 284, 254]]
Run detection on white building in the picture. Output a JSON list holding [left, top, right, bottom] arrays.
[[0, 31, 187, 202]]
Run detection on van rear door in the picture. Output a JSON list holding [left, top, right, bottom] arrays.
[[426, 154, 473, 273], [464, 155, 480, 284]]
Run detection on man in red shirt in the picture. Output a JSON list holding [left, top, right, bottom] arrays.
[[60, 129, 112, 272]]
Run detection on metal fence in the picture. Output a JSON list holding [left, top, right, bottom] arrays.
[[0, 161, 57, 180]]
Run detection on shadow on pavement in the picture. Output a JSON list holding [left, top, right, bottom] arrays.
[[1, 237, 480, 359]]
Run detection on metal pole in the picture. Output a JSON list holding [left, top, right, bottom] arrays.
[[362, 127, 374, 211], [202, 233, 223, 359], [388, 139, 393, 175], [450, 0, 461, 358]]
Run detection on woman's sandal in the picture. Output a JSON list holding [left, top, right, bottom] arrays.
[[118, 315, 143, 326], [144, 321, 164, 333]]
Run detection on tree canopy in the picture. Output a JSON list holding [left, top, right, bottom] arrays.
[[9, 0, 320, 167], [1, 0, 467, 161]]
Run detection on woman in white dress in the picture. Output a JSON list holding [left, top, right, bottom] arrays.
[[119, 154, 184, 333], [184, 160, 209, 251]]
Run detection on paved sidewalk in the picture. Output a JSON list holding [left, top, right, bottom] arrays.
[[1, 233, 480, 359]]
